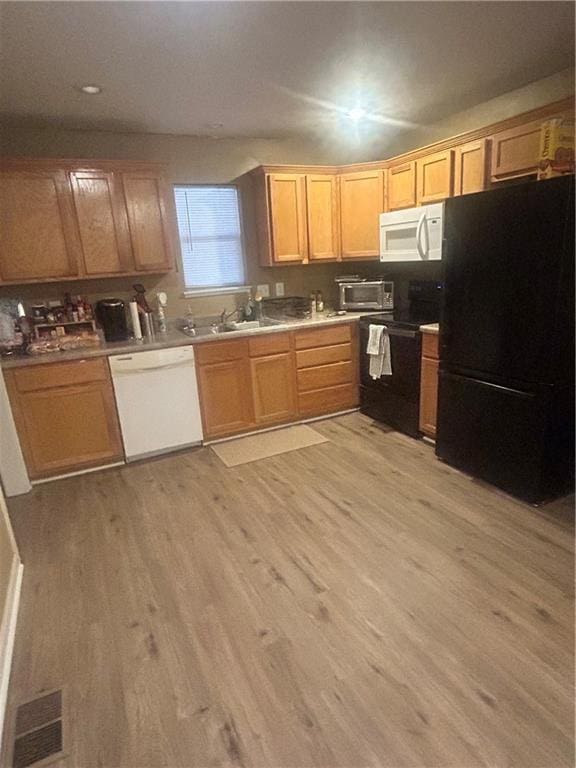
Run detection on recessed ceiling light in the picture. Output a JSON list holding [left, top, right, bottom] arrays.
[[78, 84, 102, 95], [346, 107, 367, 122]]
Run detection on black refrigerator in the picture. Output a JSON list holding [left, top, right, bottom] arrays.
[[436, 175, 574, 504]]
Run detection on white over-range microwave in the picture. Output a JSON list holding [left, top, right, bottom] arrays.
[[380, 203, 444, 262]]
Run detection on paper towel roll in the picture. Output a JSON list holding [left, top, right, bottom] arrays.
[[129, 301, 143, 340]]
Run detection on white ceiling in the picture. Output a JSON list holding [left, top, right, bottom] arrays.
[[0, 2, 574, 142]]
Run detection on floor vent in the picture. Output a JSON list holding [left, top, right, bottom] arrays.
[[12, 689, 65, 768]]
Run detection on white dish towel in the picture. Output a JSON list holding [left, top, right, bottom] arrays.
[[367, 324, 392, 379]]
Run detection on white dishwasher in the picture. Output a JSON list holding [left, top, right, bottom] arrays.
[[109, 346, 203, 461]]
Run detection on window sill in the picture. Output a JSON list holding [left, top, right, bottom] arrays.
[[182, 286, 251, 298]]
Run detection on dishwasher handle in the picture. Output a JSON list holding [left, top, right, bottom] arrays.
[[112, 359, 194, 375]]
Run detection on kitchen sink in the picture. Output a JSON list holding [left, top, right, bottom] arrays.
[[222, 318, 283, 332], [179, 318, 284, 337]]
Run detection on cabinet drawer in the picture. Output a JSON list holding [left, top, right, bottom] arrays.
[[11, 357, 108, 392], [296, 342, 352, 369], [248, 332, 291, 357], [422, 332, 439, 360], [195, 339, 249, 365], [297, 361, 353, 392], [294, 323, 352, 350], [298, 383, 358, 416]]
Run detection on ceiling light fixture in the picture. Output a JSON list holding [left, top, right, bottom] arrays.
[[78, 84, 102, 95], [346, 107, 367, 122]]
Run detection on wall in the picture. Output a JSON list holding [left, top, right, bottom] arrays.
[[0, 481, 21, 752], [0, 130, 350, 317], [336, 68, 575, 163]]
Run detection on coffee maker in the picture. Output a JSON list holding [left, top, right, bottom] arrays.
[[96, 299, 128, 342]]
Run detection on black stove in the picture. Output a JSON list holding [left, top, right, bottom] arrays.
[[359, 281, 443, 437]]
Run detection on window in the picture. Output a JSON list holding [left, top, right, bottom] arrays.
[[173, 185, 246, 293]]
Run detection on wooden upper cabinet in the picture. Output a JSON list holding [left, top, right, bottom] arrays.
[[387, 161, 416, 211], [70, 170, 134, 275], [0, 168, 81, 282], [339, 169, 384, 260], [490, 119, 543, 180], [267, 174, 308, 264], [121, 170, 174, 271], [453, 139, 488, 196], [305, 174, 339, 261], [416, 150, 454, 204]]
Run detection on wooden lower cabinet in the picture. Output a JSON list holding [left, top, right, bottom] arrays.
[[295, 323, 359, 418], [5, 358, 123, 479], [251, 353, 297, 426], [419, 331, 439, 438], [196, 358, 255, 439], [196, 323, 359, 439]]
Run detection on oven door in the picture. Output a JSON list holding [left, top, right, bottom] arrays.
[[359, 322, 423, 436], [340, 282, 384, 311]]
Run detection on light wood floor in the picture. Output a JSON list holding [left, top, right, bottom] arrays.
[[1, 412, 574, 768]]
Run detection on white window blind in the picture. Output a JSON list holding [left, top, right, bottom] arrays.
[[174, 185, 246, 291]]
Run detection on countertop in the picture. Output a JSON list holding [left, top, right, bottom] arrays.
[[419, 323, 440, 335], [1, 313, 369, 369]]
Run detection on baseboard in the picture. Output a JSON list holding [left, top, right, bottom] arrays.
[[0, 557, 23, 757]]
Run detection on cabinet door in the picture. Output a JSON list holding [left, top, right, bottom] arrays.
[[267, 174, 308, 263], [197, 359, 255, 439], [251, 352, 297, 426], [306, 174, 339, 261], [339, 170, 384, 259], [0, 168, 81, 282], [419, 355, 439, 438], [491, 120, 542, 180], [387, 162, 416, 211], [70, 170, 134, 275], [453, 139, 488, 196], [7, 377, 123, 479], [122, 171, 174, 271], [416, 150, 454, 204]]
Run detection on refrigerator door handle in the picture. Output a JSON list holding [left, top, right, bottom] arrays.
[[416, 212, 427, 260]]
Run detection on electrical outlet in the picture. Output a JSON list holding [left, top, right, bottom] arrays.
[[256, 284, 270, 298], [275, 282, 285, 297]]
